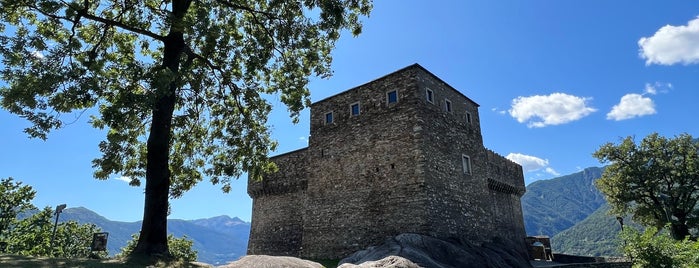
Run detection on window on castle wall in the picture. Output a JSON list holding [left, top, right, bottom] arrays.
[[350, 102, 360, 116], [462, 155, 472, 174], [387, 90, 398, 104], [325, 112, 333, 124], [426, 89, 434, 103], [466, 112, 472, 124], [445, 99, 452, 113]]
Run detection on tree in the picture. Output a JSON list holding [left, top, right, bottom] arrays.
[[0, 0, 372, 259], [0, 177, 36, 240], [594, 133, 699, 240]]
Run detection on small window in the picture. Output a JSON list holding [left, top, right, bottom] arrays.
[[445, 99, 452, 113], [466, 112, 472, 124], [462, 155, 472, 174], [350, 102, 360, 116], [325, 112, 333, 124], [387, 90, 398, 104], [426, 89, 434, 103]]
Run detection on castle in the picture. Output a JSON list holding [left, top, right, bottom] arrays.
[[247, 64, 527, 259]]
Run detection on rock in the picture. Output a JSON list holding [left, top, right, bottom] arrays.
[[339, 233, 532, 268], [219, 255, 324, 268], [338, 255, 422, 268]]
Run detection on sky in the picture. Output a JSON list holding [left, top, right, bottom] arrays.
[[1, 1, 699, 223]]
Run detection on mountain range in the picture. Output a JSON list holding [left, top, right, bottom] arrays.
[[58, 207, 249, 265], [521, 166, 627, 257]]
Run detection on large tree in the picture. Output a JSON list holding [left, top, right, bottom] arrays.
[[594, 133, 699, 240], [0, 0, 371, 259]]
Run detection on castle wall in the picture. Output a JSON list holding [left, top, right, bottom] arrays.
[[412, 69, 496, 242], [247, 149, 308, 256], [301, 67, 429, 259], [484, 150, 527, 246]]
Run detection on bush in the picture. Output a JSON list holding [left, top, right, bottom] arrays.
[[620, 226, 699, 268], [117, 233, 197, 262]]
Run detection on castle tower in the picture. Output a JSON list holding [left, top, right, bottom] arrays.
[[248, 64, 526, 259]]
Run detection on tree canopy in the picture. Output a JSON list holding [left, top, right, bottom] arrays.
[[0, 0, 372, 258], [0, 177, 36, 240], [593, 133, 699, 240]]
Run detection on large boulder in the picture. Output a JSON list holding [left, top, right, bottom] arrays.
[[338, 255, 422, 268], [338, 233, 531, 268], [220, 255, 324, 268]]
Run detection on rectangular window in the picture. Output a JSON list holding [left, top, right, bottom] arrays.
[[387, 90, 398, 104], [462, 155, 472, 174], [350, 102, 360, 116], [466, 112, 472, 124], [445, 99, 452, 113], [325, 112, 333, 124], [426, 89, 434, 103]]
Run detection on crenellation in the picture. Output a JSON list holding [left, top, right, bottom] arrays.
[[247, 64, 527, 259]]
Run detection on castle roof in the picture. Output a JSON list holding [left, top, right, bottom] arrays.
[[312, 63, 480, 107]]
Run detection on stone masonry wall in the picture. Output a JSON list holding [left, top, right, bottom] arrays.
[[247, 64, 528, 259], [413, 69, 496, 242], [301, 66, 429, 259], [247, 149, 308, 256]]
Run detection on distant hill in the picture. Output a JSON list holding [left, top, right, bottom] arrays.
[[551, 204, 625, 256], [522, 167, 606, 237], [58, 207, 249, 265]]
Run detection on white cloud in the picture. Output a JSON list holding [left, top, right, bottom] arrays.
[[607, 93, 656, 121], [639, 16, 699, 65], [644, 83, 658, 95], [508, 93, 597, 128], [506, 153, 549, 173], [645, 82, 672, 95], [545, 167, 560, 176], [299, 136, 308, 144], [114, 176, 131, 183]]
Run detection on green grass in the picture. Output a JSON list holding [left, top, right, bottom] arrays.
[[0, 254, 213, 268]]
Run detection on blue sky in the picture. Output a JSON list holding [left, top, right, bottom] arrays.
[[2, 1, 699, 222]]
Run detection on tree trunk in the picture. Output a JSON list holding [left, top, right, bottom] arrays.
[[670, 221, 690, 240], [131, 0, 189, 255]]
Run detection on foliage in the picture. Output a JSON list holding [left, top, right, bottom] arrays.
[[0, 177, 36, 240], [620, 226, 699, 268], [5, 206, 107, 258], [0, 0, 372, 191], [594, 133, 699, 240], [0, 0, 372, 257], [117, 233, 197, 262]]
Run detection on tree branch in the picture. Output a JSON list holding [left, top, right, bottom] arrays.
[[213, 0, 284, 56]]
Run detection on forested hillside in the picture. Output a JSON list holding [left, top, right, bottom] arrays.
[[522, 167, 606, 237]]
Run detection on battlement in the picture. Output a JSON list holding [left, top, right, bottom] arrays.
[[485, 148, 525, 190], [248, 148, 308, 198]]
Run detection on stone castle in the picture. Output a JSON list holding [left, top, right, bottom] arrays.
[[247, 64, 527, 259]]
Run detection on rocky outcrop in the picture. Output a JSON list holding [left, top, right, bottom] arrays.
[[220, 255, 323, 268], [339, 233, 532, 268], [338, 255, 422, 268]]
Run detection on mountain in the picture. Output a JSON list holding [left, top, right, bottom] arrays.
[[551, 204, 624, 257], [521, 167, 606, 237], [58, 207, 249, 265]]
